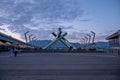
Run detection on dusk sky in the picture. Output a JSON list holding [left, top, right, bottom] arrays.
[[0, 0, 120, 42]]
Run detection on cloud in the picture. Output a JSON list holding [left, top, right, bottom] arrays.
[[0, 24, 24, 41], [95, 35, 108, 42], [0, 27, 5, 32], [14, 0, 35, 4], [0, 0, 86, 42], [0, 0, 84, 23], [66, 32, 86, 39], [79, 19, 91, 22]]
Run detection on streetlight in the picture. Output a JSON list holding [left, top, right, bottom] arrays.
[[32, 36, 36, 41], [31, 36, 36, 46], [24, 31, 29, 43], [85, 36, 88, 44], [29, 34, 33, 43], [87, 34, 91, 44], [80, 38, 85, 44], [90, 31, 96, 43]]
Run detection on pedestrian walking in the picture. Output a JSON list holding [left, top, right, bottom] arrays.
[[13, 46, 18, 57], [9, 46, 14, 56]]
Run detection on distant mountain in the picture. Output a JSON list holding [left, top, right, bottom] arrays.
[[29, 40, 80, 49], [29, 40, 109, 49]]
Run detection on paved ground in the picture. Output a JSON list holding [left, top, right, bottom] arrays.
[[0, 52, 120, 80]]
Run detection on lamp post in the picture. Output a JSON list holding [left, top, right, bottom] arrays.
[[81, 38, 85, 44], [32, 36, 36, 41], [85, 36, 88, 44], [87, 34, 91, 44], [29, 34, 33, 44], [32, 36, 36, 46], [24, 31, 29, 43], [90, 31, 96, 44], [80, 38, 86, 48]]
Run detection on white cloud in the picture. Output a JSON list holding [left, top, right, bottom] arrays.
[[0, 24, 25, 42], [0, 0, 110, 43], [0, 9, 10, 18], [14, 0, 36, 4]]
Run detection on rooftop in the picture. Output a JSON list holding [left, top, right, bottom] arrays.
[[106, 30, 120, 40]]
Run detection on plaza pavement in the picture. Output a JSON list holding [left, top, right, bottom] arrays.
[[0, 52, 120, 80]]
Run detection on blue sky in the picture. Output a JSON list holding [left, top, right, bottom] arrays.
[[0, 0, 120, 42]]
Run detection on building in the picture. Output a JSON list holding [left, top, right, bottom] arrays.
[[106, 30, 120, 48], [0, 32, 35, 50]]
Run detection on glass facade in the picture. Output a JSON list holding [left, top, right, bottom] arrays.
[[109, 38, 119, 47]]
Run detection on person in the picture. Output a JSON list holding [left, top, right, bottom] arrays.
[[13, 46, 18, 57], [9, 46, 14, 56], [69, 46, 73, 51]]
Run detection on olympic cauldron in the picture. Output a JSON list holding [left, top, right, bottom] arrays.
[[43, 28, 76, 51]]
